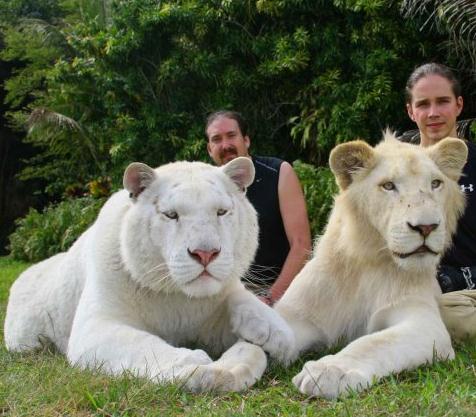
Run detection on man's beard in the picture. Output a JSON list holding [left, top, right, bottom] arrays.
[[220, 147, 238, 162]]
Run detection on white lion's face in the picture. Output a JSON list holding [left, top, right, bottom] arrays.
[[331, 136, 467, 272], [354, 150, 451, 270], [121, 159, 258, 298]]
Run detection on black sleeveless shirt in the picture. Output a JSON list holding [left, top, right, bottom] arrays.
[[245, 156, 290, 285]]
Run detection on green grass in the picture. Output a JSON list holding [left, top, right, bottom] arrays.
[[1, 256, 475, 416]]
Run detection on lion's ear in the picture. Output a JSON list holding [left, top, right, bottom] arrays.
[[123, 162, 156, 199], [222, 156, 255, 191], [428, 137, 468, 181], [329, 140, 375, 190]]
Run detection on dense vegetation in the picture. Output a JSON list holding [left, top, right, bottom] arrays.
[[0, 0, 458, 193]]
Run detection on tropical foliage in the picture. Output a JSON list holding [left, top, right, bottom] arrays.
[[1, 0, 451, 199], [401, 0, 476, 70]]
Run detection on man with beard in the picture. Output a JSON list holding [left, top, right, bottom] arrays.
[[205, 110, 311, 305]]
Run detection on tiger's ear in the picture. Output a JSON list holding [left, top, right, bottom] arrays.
[[427, 137, 468, 182], [222, 156, 255, 191], [329, 140, 375, 191], [123, 162, 156, 199]]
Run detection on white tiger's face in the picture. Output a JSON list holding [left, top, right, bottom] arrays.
[[121, 158, 258, 298]]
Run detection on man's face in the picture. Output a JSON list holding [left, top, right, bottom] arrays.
[[206, 117, 250, 166], [407, 74, 463, 147]]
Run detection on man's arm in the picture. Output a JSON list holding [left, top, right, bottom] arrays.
[[267, 162, 312, 304]]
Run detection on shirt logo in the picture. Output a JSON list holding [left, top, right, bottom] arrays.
[[460, 184, 474, 193]]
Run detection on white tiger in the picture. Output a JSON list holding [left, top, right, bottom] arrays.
[[5, 157, 293, 392]]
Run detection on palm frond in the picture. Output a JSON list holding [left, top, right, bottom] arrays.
[[27, 108, 105, 174], [18, 18, 70, 50], [27, 108, 81, 134], [401, 0, 476, 69], [402, 0, 476, 38]]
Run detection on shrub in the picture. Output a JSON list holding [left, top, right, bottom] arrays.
[[293, 161, 338, 238], [8, 196, 105, 262]]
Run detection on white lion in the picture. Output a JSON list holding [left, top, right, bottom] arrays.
[[4, 157, 293, 392], [275, 134, 467, 399]]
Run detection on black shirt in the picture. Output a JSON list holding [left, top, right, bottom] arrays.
[[441, 140, 476, 267], [246, 156, 290, 286]]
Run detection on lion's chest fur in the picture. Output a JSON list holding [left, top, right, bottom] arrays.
[[290, 253, 435, 343]]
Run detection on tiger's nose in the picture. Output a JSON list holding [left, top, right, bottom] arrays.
[[407, 222, 439, 237], [188, 248, 220, 266]]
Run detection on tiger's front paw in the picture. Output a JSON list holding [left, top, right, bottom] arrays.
[[180, 364, 238, 392], [174, 348, 213, 367], [230, 302, 295, 364]]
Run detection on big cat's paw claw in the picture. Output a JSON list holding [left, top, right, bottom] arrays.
[[293, 357, 371, 399], [182, 365, 238, 392], [174, 348, 213, 367], [231, 303, 295, 364]]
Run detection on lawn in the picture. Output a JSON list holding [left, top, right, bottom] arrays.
[[0, 256, 475, 417]]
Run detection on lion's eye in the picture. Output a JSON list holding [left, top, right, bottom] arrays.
[[163, 211, 178, 220], [432, 179, 442, 189], [217, 209, 228, 216], [381, 182, 396, 191]]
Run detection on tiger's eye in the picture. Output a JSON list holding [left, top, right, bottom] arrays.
[[217, 209, 228, 216], [163, 211, 178, 220]]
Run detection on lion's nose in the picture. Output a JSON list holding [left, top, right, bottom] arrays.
[[407, 222, 439, 237], [188, 248, 221, 266]]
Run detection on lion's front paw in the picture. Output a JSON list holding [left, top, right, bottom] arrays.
[[293, 357, 372, 399], [231, 303, 295, 364]]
